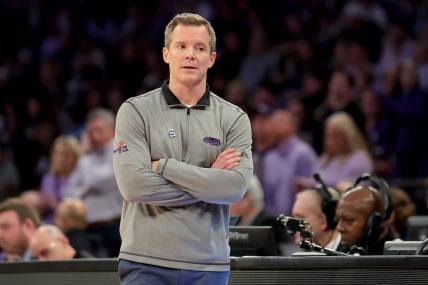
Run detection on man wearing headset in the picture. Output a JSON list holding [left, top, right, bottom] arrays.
[[292, 189, 341, 250], [335, 184, 394, 255]]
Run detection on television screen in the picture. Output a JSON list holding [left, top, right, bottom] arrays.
[[383, 240, 428, 255], [229, 226, 278, 257]]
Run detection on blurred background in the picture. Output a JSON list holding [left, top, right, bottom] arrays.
[[0, 0, 427, 218]]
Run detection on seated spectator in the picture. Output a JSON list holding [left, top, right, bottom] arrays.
[[360, 89, 394, 177], [230, 175, 276, 227], [30, 225, 92, 260], [54, 198, 95, 256], [0, 198, 42, 261], [40, 135, 81, 219], [292, 189, 341, 250], [335, 183, 394, 255], [389, 187, 416, 239], [63, 108, 122, 257], [0, 133, 20, 200], [314, 70, 365, 134], [382, 59, 428, 178], [317, 112, 372, 186], [249, 103, 278, 176], [296, 112, 372, 190], [261, 109, 318, 215], [20, 190, 51, 224]]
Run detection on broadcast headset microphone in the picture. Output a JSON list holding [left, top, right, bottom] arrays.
[[276, 215, 312, 238]]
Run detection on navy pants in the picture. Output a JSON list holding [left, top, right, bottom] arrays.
[[118, 259, 230, 285]]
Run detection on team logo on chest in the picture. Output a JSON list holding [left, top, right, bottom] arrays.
[[203, 137, 221, 147], [168, 129, 176, 138]]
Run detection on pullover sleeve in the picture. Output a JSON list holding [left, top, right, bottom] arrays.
[[156, 112, 253, 204], [112, 101, 201, 207]]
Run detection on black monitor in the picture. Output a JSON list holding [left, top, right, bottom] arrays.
[[229, 226, 278, 257], [406, 216, 428, 241], [383, 240, 428, 255]]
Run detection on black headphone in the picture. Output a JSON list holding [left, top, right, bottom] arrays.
[[313, 173, 339, 229], [348, 173, 392, 250]]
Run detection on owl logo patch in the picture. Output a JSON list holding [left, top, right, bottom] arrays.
[[203, 137, 221, 147]]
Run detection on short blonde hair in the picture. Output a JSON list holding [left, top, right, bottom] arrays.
[[50, 135, 80, 175], [55, 198, 87, 231], [325, 112, 368, 153], [164, 13, 216, 52]]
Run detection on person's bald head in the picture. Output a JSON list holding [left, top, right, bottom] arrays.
[[292, 190, 331, 246], [293, 190, 324, 217], [336, 186, 383, 248], [341, 186, 383, 214], [30, 225, 75, 260]]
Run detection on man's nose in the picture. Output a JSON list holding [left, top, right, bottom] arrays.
[[336, 220, 345, 233], [185, 47, 195, 59]]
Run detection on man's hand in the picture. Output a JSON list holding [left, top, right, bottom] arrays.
[[211, 148, 241, 170], [152, 160, 159, 173]]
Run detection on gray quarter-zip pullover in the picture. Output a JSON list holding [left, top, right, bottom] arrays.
[[112, 82, 253, 271]]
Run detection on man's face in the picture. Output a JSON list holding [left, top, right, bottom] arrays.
[[0, 211, 29, 255], [335, 200, 368, 248], [30, 231, 70, 261], [86, 117, 114, 151], [252, 115, 277, 152], [163, 24, 216, 87], [270, 110, 294, 140]]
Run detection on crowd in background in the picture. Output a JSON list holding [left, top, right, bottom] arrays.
[[1, 0, 428, 259]]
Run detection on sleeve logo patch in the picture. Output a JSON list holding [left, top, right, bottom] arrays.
[[114, 140, 129, 154], [203, 137, 221, 147]]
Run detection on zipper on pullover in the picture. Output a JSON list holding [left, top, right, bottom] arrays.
[[182, 107, 191, 161]]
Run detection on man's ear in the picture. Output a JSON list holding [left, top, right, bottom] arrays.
[[208, 51, 217, 68], [320, 213, 329, 231], [162, 47, 169, 64], [23, 218, 36, 229], [22, 218, 36, 237]]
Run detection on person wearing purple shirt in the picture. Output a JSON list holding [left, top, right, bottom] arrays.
[[317, 112, 373, 186], [295, 112, 373, 192], [40, 135, 80, 221], [261, 109, 318, 215]]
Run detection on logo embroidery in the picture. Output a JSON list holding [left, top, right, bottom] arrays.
[[203, 137, 221, 147], [113, 140, 129, 154], [168, 129, 176, 138]]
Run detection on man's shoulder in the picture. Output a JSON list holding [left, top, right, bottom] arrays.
[[209, 92, 247, 116], [126, 87, 163, 105], [118, 87, 164, 117]]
